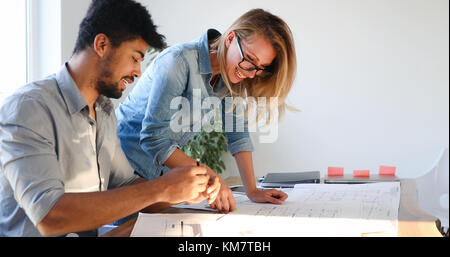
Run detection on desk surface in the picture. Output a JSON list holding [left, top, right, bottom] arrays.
[[102, 178, 442, 237]]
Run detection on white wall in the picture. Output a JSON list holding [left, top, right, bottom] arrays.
[[58, 0, 449, 179], [0, 1, 27, 102], [60, 0, 91, 63], [27, 0, 90, 81], [28, 0, 61, 82]]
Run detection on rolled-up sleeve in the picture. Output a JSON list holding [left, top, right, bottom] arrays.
[[226, 132, 254, 155], [108, 134, 140, 189], [139, 50, 189, 167], [0, 96, 65, 226]]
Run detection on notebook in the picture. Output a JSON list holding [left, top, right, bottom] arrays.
[[260, 171, 320, 188]]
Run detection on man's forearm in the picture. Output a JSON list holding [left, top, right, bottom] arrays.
[[37, 178, 166, 236]]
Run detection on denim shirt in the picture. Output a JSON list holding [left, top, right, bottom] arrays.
[[116, 29, 254, 180], [0, 64, 139, 236]]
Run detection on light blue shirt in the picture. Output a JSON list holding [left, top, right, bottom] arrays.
[[116, 29, 254, 180], [0, 64, 139, 236]]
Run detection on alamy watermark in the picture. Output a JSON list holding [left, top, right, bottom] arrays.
[[170, 89, 279, 143]]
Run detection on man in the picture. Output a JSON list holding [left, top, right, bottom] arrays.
[[0, 0, 219, 237]]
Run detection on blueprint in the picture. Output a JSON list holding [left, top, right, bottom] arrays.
[[131, 182, 401, 236]]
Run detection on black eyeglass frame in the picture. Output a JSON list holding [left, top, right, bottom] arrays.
[[235, 35, 272, 76]]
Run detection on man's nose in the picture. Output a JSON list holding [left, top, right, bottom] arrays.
[[132, 65, 142, 78]]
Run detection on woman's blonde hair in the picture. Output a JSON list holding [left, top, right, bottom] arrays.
[[211, 8, 297, 124]]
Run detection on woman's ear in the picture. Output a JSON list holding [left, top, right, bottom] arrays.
[[93, 33, 110, 58], [225, 30, 236, 48]]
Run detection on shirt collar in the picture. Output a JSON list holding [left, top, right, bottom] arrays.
[[56, 63, 88, 115], [198, 29, 222, 75], [55, 62, 114, 116]]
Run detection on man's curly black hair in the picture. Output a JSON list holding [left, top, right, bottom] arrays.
[[72, 0, 166, 55]]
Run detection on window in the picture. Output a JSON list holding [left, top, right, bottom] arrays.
[[0, 0, 28, 103]]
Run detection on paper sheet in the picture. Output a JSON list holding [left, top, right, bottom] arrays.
[[292, 182, 400, 220], [292, 182, 401, 233], [131, 212, 362, 237], [131, 213, 228, 237], [132, 182, 400, 236]]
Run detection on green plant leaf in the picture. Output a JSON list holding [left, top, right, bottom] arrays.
[[182, 130, 228, 174]]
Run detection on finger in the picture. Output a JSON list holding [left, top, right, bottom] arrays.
[[208, 176, 216, 185], [268, 189, 288, 200], [195, 174, 210, 185], [215, 198, 223, 213], [194, 182, 208, 195], [190, 166, 208, 175], [221, 197, 230, 213], [207, 176, 220, 194], [209, 202, 216, 210], [207, 179, 221, 204], [208, 190, 218, 205], [266, 195, 284, 204], [229, 194, 237, 212], [265, 191, 284, 204], [208, 190, 220, 204], [207, 178, 220, 197], [277, 191, 289, 201]]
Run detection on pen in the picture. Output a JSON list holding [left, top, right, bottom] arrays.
[[181, 221, 184, 237]]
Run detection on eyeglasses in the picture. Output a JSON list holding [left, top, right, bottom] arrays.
[[235, 35, 273, 78]]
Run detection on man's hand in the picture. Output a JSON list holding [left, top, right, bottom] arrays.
[[185, 175, 220, 205], [209, 176, 236, 213], [195, 164, 236, 213], [159, 165, 210, 204]]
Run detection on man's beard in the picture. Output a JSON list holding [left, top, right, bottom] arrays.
[[96, 52, 123, 99], [97, 70, 123, 99]]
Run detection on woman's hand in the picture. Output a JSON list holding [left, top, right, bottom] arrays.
[[247, 188, 288, 204]]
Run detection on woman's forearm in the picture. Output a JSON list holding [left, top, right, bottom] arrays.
[[164, 148, 197, 168], [233, 151, 257, 194]]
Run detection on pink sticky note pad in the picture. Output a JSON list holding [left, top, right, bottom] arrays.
[[379, 165, 396, 176], [328, 167, 344, 176], [353, 169, 370, 177]]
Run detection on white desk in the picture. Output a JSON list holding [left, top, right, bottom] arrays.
[[102, 178, 442, 237]]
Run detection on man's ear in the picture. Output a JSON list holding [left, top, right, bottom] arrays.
[[93, 33, 110, 58], [225, 30, 236, 49]]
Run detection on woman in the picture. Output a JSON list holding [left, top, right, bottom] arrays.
[[116, 9, 297, 212]]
